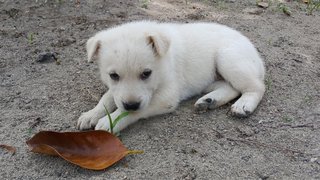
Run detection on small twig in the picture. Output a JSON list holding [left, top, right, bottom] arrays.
[[225, 108, 231, 116], [262, 122, 318, 130], [212, 128, 224, 139], [277, 123, 315, 129], [226, 137, 313, 156], [29, 117, 42, 129]]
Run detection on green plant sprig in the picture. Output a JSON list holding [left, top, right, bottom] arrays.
[[103, 105, 129, 134], [307, 0, 320, 15]]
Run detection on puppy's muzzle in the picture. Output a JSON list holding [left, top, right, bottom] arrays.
[[122, 101, 141, 111]]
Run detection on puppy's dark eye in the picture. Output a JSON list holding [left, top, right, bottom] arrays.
[[109, 73, 120, 81], [140, 69, 152, 80]]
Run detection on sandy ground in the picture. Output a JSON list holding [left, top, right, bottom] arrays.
[[1, 0, 320, 179]]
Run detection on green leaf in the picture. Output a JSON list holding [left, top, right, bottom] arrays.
[[103, 104, 113, 134], [112, 112, 129, 129]]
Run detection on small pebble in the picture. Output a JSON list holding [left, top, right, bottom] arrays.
[[37, 52, 57, 63], [310, 157, 318, 162]]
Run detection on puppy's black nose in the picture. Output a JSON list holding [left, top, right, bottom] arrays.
[[123, 101, 140, 111]]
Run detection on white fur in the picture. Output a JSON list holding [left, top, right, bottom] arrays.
[[77, 21, 265, 133]]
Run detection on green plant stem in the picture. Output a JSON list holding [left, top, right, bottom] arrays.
[[103, 104, 113, 134]]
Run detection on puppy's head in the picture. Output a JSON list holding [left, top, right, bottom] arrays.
[[86, 29, 170, 112]]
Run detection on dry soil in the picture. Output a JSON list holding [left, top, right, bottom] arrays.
[[1, 0, 320, 179]]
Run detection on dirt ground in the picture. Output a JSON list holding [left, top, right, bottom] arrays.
[[1, 0, 320, 179]]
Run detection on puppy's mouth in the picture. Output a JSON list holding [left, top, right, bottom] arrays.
[[126, 109, 140, 114], [117, 107, 142, 116]]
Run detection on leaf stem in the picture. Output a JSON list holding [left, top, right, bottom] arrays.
[[126, 150, 144, 155]]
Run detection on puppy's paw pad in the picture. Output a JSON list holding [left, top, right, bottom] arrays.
[[194, 98, 216, 111], [77, 111, 100, 130]]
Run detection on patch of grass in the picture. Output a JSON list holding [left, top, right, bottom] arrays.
[[282, 115, 294, 122], [27, 128, 33, 136], [265, 76, 273, 91], [267, 38, 272, 46], [306, 0, 320, 15], [216, 0, 227, 10], [140, 0, 150, 9], [278, 3, 292, 16], [103, 105, 129, 135], [303, 95, 312, 103], [27, 32, 34, 44]]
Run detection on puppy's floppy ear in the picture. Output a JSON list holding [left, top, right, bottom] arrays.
[[86, 36, 101, 62], [147, 33, 170, 57]]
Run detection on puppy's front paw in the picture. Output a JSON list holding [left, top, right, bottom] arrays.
[[95, 117, 111, 132], [77, 110, 101, 130]]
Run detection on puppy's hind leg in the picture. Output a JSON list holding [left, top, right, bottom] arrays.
[[195, 81, 240, 111], [230, 78, 265, 117], [77, 90, 116, 130], [217, 48, 265, 117]]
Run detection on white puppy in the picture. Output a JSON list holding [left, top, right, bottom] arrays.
[[77, 21, 265, 133]]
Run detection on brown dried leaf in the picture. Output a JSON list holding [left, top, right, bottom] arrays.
[[0, 144, 16, 155], [26, 131, 142, 170]]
